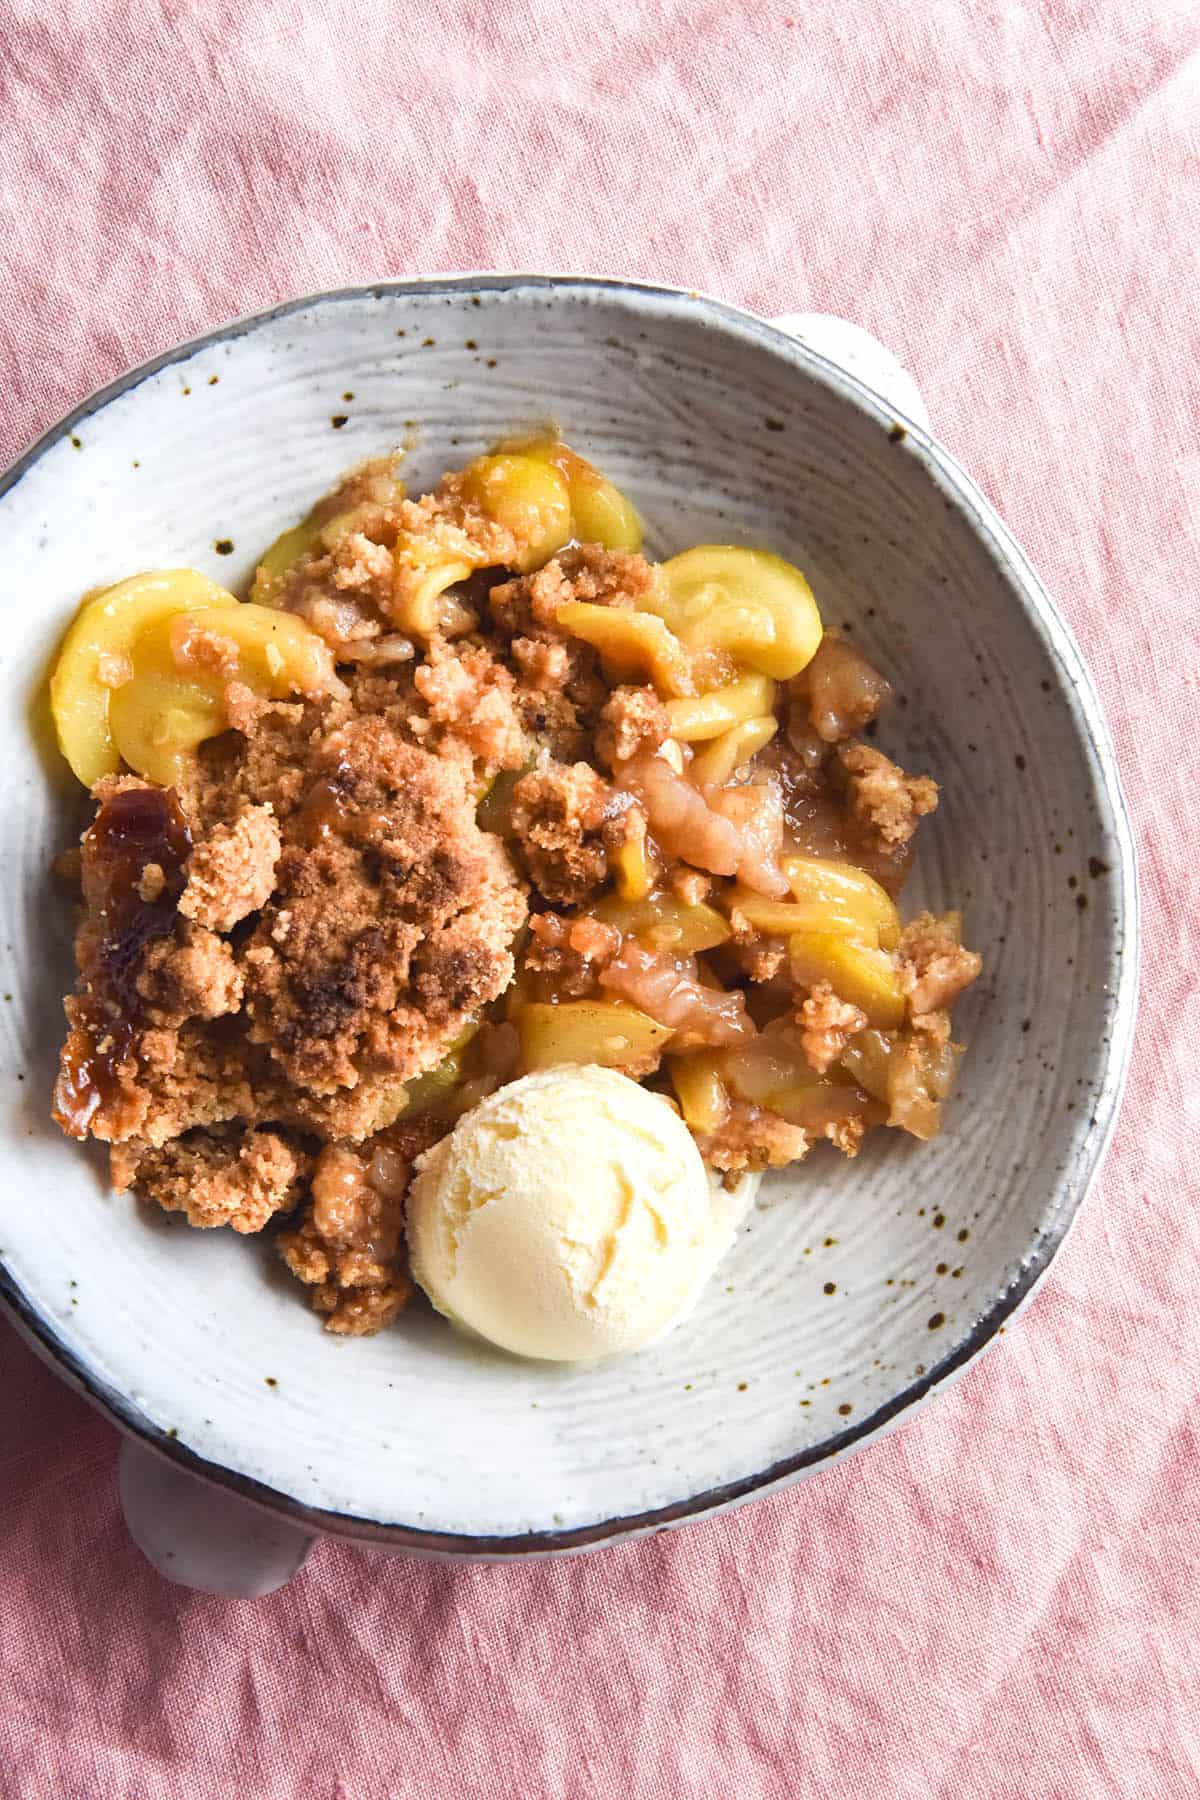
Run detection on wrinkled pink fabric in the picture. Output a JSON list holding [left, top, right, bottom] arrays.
[[2, 1, 1198, 1794]]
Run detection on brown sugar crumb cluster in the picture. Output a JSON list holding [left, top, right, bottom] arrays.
[[113, 1128, 312, 1234], [54, 646, 530, 1328], [52, 443, 982, 1332]]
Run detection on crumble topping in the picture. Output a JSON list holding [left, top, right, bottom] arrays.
[[51, 444, 981, 1332]]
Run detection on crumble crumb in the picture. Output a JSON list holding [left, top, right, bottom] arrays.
[[798, 981, 868, 1075], [124, 1127, 310, 1234], [509, 761, 612, 905], [898, 911, 983, 1015], [596, 684, 671, 766], [179, 805, 281, 933], [838, 743, 939, 848]]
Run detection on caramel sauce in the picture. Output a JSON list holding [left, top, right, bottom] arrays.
[[295, 758, 401, 849], [769, 756, 914, 896], [53, 786, 192, 1136], [296, 770, 356, 845]]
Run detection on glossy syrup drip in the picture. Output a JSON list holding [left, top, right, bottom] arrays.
[[294, 756, 410, 850], [53, 786, 192, 1136]]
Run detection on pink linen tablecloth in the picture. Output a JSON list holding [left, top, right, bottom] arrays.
[[2, 2, 1198, 1794]]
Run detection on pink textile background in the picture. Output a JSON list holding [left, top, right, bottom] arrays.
[[2, 0, 1198, 1793]]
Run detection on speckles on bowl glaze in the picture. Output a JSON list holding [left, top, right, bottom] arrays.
[[330, 414, 348, 429], [69, 435, 82, 449], [928, 1314, 946, 1331], [214, 539, 234, 556]]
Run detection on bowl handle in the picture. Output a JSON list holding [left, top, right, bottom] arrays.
[[118, 1436, 313, 1597], [769, 312, 930, 431]]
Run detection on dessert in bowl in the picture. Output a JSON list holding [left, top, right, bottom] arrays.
[[0, 279, 1135, 1554], [48, 431, 981, 1354]]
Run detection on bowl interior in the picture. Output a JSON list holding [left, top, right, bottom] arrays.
[[0, 281, 1133, 1544]]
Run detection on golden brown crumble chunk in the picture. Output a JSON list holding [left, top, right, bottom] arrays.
[[240, 716, 526, 1095], [798, 982, 868, 1075], [524, 910, 620, 998], [697, 1106, 812, 1175], [53, 659, 529, 1328], [120, 1128, 311, 1234], [490, 546, 661, 638], [488, 550, 657, 762], [178, 804, 281, 933], [838, 743, 939, 849], [596, 684, 671, 767], [511, 635, 570, 692], [136, 920, 244, 1022], [898, 911, 983, 1015], [412, 637, 527, 775], [509, 762, 613, 905]]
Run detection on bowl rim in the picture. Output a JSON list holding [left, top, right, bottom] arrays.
[[0, 272, 1140, 1556]]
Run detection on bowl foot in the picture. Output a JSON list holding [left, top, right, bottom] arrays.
[[118, 1438, 313, 1596]]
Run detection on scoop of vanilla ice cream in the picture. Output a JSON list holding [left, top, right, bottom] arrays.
[[406, 1065, 747, 1361]]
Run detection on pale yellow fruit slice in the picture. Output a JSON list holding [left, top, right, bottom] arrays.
[[789, 932, 906, 1030], [50, 569, 239, 788], [516, 999, 672, 1074], [653, 545, 823, 681], [108, 603, 332, 787]]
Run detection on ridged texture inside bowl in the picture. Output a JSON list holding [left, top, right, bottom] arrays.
[[0, 281, 1133, 1544]]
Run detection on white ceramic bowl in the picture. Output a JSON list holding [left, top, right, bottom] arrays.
[[0, 278, 1136, 1568]]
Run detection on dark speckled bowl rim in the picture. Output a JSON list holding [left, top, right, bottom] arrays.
[[0, 274, 1139, 1558]]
